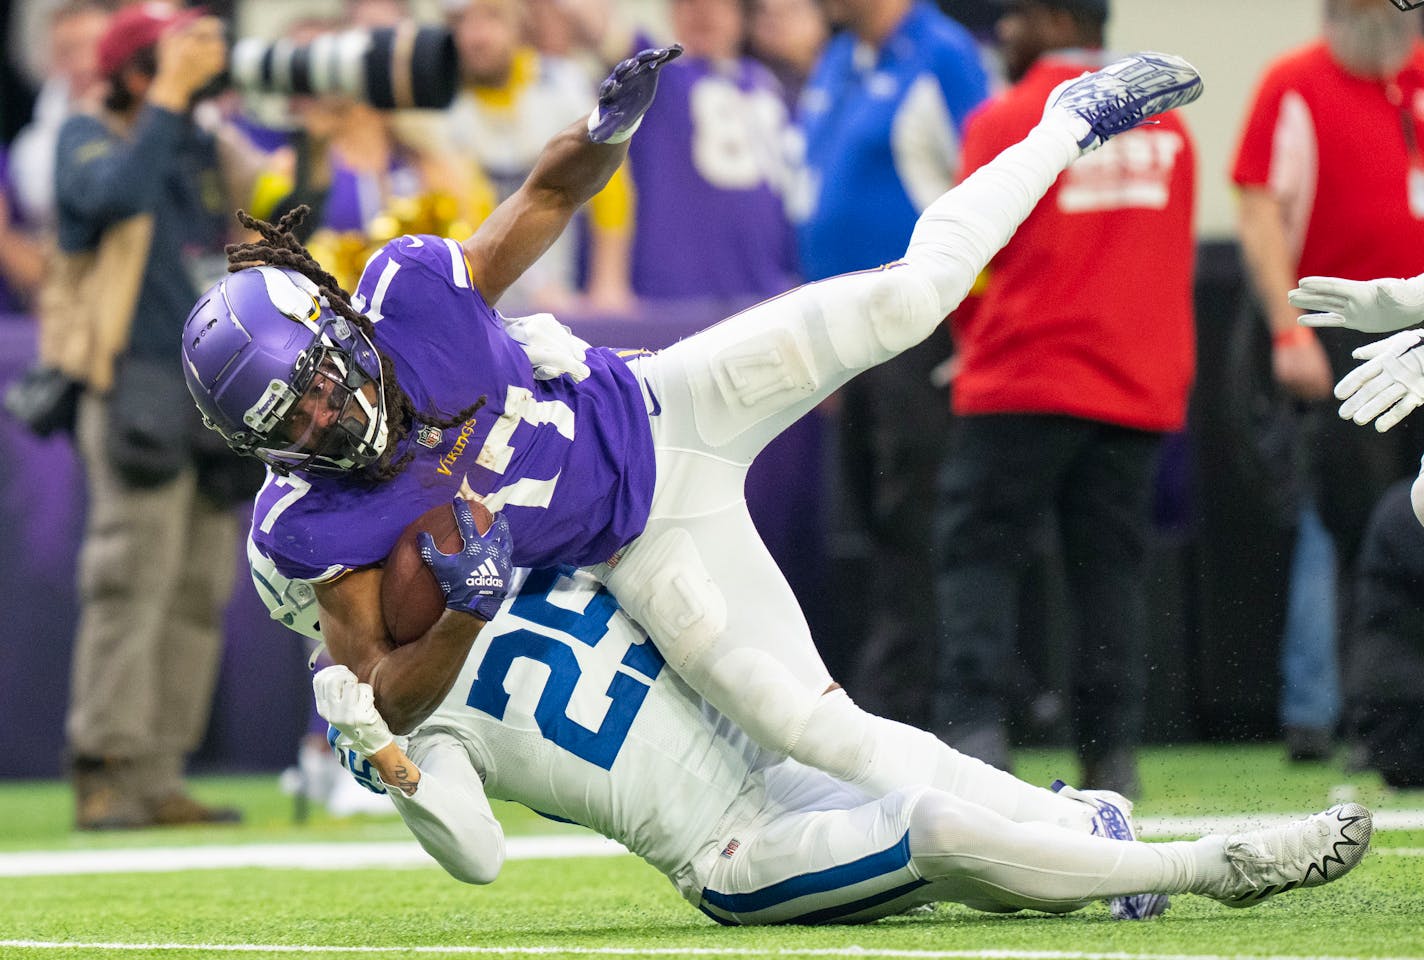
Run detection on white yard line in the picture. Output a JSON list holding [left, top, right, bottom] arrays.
[[1137, 810, 1424, 835], [0, 834, 628, 877], [2, 810, 1423, 878], [1, 945, 1421, 960]]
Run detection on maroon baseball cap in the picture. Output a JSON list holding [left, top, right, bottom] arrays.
[[97, 3, 206, 77]]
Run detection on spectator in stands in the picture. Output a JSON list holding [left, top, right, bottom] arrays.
[[1232, 0, 1424, 763], [620, 0, 799, 305], [933, 0, 1195, 797], [52, 3, 281, 829], [9, 1, 108, 233], [440, 0, 633, 314], [746, 0, 830, 110], [795, 0, 987, 729]]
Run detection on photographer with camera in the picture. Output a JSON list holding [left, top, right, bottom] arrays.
[[51, 3, 277, 830]]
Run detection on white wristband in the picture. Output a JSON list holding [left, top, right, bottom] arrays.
[[587, 106, 642, 145]]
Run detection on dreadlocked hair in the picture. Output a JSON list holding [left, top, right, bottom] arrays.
[[227, 206, 486, 482]]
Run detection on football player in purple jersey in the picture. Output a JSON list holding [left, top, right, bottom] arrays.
[[182, 46, 1204, 876]]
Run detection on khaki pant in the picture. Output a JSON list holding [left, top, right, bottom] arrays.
[[65, 392, 238, 797]]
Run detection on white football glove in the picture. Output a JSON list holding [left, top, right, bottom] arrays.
[[1289, 274, 1424, 333], [1335, 330, 1424, 432], [503, 312, 591, 383], [313, 664, 395, 758]]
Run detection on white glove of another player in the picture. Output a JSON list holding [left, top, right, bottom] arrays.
[[313, 664, 395, 758], [1290, 274, 1424, 333], [503, 312, 591, 383], [1335, 330, 1424, 432]]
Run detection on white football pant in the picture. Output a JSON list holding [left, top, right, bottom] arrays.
[[601, 117, 1097, 830]]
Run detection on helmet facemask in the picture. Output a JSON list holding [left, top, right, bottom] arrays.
[[244, 336, 389, 477], [205, 269, 390, 478]]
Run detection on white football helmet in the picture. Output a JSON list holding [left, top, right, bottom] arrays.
[[248, 535, 323, 643]]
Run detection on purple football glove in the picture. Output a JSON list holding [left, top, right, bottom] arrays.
[[587, 44, 683, 144], [416, 498, 513, 621]]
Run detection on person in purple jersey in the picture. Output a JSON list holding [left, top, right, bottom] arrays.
[[181, 45, 1205, 864], [623, 0, 799, 301]]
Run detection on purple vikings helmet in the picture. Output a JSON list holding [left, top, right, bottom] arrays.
[[181, 266, 388, 477]]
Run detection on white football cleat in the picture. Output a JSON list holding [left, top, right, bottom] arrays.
[[1045, 51, 1203, 153], [1052, 779, 1169, 920], [1203, 803, 1373, 907]]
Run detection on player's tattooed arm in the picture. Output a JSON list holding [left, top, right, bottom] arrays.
[[314, 570, 486, 735], [368, 743, 422, 797]]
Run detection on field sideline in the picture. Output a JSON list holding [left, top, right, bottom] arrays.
[[3, 745, 1422, 960]]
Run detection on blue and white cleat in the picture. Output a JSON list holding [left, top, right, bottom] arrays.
[[1204, 803, 1373, 908], [1052, 778, 1170, 920], [1045, 51, 1203, 152]]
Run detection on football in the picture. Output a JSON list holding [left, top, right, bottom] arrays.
[[381, 497, 494, 646]]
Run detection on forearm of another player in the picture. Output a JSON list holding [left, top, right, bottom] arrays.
[[390, 733, 506, 885], [366, 611, 486, 735]]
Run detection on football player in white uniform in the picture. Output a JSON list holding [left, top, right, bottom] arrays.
[[252, 549, 1374, 924]]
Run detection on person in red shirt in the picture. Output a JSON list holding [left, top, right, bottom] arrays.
[[934, 0, 1196, 797], [1232, 0, 1424, 763]]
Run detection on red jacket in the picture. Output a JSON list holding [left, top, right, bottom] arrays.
[[950, 53, 1196, 431]]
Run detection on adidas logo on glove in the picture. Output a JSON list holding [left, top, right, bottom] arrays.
[[465, 559, 506, 590]]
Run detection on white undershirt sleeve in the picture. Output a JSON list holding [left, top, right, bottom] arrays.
[[391, 730, 506, 885]]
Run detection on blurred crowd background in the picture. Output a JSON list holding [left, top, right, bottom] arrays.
[[2, 0, 1423, 829]]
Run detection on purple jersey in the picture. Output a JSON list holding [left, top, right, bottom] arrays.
[[627, 55, 798, 299], [250, 234, 655, 581]]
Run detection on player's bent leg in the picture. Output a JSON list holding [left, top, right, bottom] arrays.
[[908, 790, 1201, 914], [601, 500, 832, 758], [643, 263, 946, 465], [799, 688, 1097, 832]]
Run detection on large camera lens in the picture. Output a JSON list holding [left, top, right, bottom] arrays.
[[230, 23, 457, 110]]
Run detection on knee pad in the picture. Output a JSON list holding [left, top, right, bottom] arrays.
[[695, 646, 820, 756], [605, 528, 822, 756], [818, 265, 944, 370], [689, 322, 820, 448], [606, 528, 727, 672]]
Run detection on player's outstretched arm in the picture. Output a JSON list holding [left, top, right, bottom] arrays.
[[316, 668, 506, 884], [462, 46, 681, 306], [1290, 274, 1424, 333]]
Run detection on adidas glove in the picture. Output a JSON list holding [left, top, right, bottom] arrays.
[[417, 498, 513, 621], [504, 312, 591, 383], [587, 45, 682, 144], [1290, 274, 1424, 334], [313, 664, 395, 759], [1335, 330, 1424, 432]]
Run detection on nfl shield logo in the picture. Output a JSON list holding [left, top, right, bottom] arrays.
[[416, 425, 443, 449]]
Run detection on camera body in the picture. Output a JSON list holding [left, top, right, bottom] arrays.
[[230, 23, 457, 110]]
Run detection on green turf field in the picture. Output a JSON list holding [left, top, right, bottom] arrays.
[[2, 744, 1421, 960]]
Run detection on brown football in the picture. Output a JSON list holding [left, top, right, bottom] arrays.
[[381, 497, 494, 646]]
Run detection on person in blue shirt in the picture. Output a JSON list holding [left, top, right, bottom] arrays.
[[794, 0, 988, 729]]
